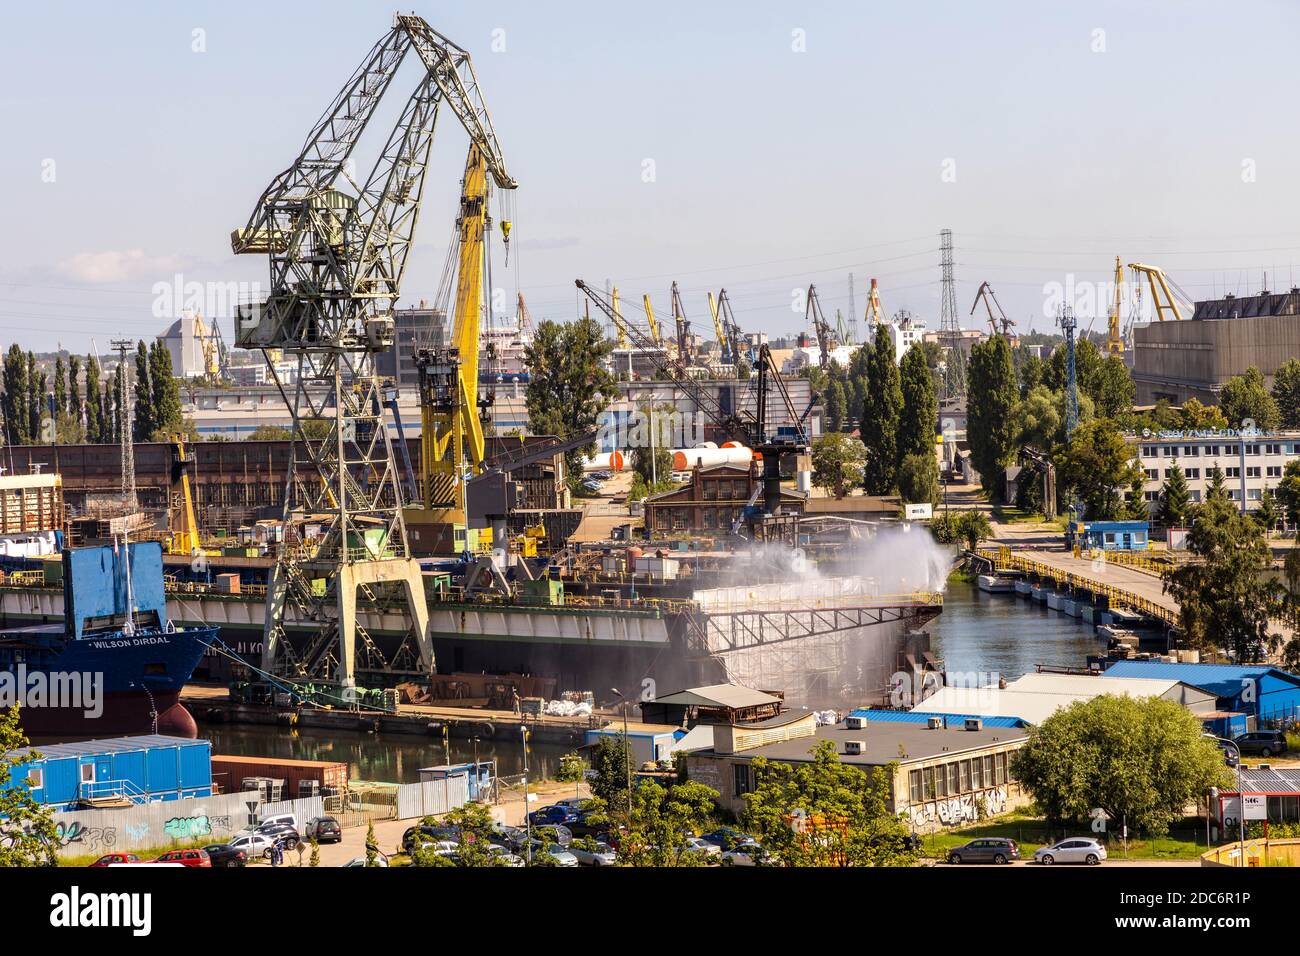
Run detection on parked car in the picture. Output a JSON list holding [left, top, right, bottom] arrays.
[[533, 842, 578, 867], [256, 813, 298, 832], [203, 844, 249, 868], [88, 853, 140, 867], [701, 827, 751, 851], [343, 855, 389, 867], [532, 824, 573, 847], [411, 839, 460, 858], [154, 848, 212, 868], [720, 840, 773, 867], [554, 797, 590, 810], [487, 844, 525, 867], [680, 836, 722, 859], [228, 832, 277, 859], [1234, 730, 1289, 757], [529, 805, 582, 828], [1217, 739, 1241, 767], [305, 816, 342, 844], [488, 824, 527, 851], [1033, 838, 1107, 866], [946, 838, 1019, 865], [569, 840, 617, 866], [402, 823, 460, 853], [257, 823, 301, 850]]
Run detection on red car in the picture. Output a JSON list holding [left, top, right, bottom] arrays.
[[154, 848, 212, 868], [89, 853, 141, 867]]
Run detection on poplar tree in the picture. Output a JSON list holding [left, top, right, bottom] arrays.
[[897, 342, 937, 462], [967, 335, 1018, 497], [84, 355, 103, 443], [149, 340, 183, 438], [133, 340, 155, 441], [859, 324, 902, 494]]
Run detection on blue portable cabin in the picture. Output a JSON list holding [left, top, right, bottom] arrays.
[[1101, 661, 1300, 725], [2, 735, 212, 812], [1067, 520, 1150, 552]]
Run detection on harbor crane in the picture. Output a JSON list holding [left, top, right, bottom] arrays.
[[577, 280, 811, 534], [1105, 256, 1125, 356], [670, 281, 691, 364], [642, 293, 664, 346], [707, 288, 746, 369], [230, 15, 515, 694], [865, 278, 886, 328], [804, 284, 833, 367], [970, 281, 1015, 337], [1128, 262, 1192, 324]]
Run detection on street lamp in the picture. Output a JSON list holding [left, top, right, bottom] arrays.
[[1203, 733, 1246, 866], [610, 687, 634, 817], [520, 723, 532, 864]]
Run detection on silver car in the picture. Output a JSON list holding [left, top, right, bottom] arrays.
[[569, 841, 617, 866], [1033, 838, 1107, 865]]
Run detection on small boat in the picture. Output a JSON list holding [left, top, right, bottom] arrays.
[[977, 574, 1015, 594]]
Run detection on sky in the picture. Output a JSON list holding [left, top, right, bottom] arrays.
[[3, 0, 1300, 354]]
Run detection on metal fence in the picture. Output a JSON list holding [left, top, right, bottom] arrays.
[[395, 777, 470, 820]]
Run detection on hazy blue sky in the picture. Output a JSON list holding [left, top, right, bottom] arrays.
[[3, 0, 1300, 353]]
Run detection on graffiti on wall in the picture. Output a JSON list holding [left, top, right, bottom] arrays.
[[909, 787, 1008, 829], [52, 820, 118, 852], [164, 815, 211, 840]]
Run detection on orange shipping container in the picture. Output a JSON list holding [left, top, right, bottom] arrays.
[[210, 755, 349, 798]]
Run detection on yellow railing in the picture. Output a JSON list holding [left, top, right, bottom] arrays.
[[976, 548, 1177, 625], [0, 569, 45, 587]]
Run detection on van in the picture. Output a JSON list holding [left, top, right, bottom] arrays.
[[257, 813, 298, 832]]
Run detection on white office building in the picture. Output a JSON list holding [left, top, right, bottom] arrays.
[[1133, 429, 1300, 521]]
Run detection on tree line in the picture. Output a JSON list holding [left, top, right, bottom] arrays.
[[0, 341, 184, 446], [808, 327, 940, 504]]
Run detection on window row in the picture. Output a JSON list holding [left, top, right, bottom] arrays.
[[907, 752, 1009, 804]]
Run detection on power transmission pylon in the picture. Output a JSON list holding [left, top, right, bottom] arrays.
[[938, 228, 965, 399]]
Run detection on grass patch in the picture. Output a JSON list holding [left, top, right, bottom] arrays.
[[947, 568, 976, 585], [57, 836, 216, 868], [919, 812, 1209, 862]]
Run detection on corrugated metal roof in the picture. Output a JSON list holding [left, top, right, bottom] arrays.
[[1014, 672, 1190, 697], [650, 683, 782, 708], [7, 734, 205, 761], [1103, 661, 1300, 694], [1234, 768, 1300, 794]]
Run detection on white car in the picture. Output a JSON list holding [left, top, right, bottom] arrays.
[[342, 855, 390, 867], [569, 841, 617, 866], [720, 840, 771, 867], [681, 836, 722, 859], [228, 832, 277, 859], [1033, 838, 1107, 866], [535, 843, 579, 867], [412, 839, 460, 858]]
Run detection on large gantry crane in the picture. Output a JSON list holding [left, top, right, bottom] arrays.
[[230, 15, 515, 697]]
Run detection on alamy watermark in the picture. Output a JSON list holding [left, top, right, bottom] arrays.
[[152, 273, 263, 319], [0, 666, 102, 719]]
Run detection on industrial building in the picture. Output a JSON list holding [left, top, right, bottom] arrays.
[[3, 735, 212, 811], [912, 671, 1220, 726], [683, 710, 1030, 831], [1132, 289, 1300, 405], [375, 302, 448, 388], [1133, 430, 1300, 517], [1101, 661, 1300, 725]]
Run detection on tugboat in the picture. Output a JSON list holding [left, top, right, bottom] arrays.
[[0, 540, 214, 738]]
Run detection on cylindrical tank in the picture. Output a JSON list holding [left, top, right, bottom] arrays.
[[581, 451, 624, 472], [797, 469, 812, 493], [671, 447, 753, 470]]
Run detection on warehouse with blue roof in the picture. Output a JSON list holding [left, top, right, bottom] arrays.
[[1101, 661, 1300, 726]]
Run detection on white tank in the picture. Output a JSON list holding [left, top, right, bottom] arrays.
[[581, 451, 625, 472], [671, 447, 753, 470]]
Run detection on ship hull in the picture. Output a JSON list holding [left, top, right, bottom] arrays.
[[16, 688, 197, 738]]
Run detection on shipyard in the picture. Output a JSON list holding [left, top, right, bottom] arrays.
[[0, 3, 1296, 936]]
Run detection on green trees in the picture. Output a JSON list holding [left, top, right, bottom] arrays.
[[897, 344, 937, 461], [741, 740, 918, 867], [825, 379, 848, 432], [812, 432, 866, 499], [524, 318, 618, 486], [133, 340, 154, 441], [84, 355, 104, 443], [957, 510, 993, 551], [859, 325, 902, 494], [1255, 485, 1280, 535], [1272, 357, 1300, 429], [1278, 460, 1300, 527], [1177, 397, 1228, 431], [966, 335, 1018, 497], [897, 452, 939, 506], [1165, 492, 1279, 661], [1056, 419, 1143, 520], [0, 706, 58, 865], [148, 341, 183, 439], [1219, 366, 1280, 431], [1010, 695, 1231, 837], [1156, 462, 1190, 527], [588, 735, 633, 817], [618, 779, 719, 867], [1, 345, 31, 445]]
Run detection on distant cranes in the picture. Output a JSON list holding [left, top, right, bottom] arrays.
[[970, 281, 1015, 337], [804, 284, 833, 367]]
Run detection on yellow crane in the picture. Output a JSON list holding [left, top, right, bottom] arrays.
[[707, 291, 729, 362], [642, 293, 662, 346], [865, 277, 885, 327], [611, 287, 630, 349], [415, 143, 503, 522], [1106, 256, 1125, 355], [1128, 262, 1190, 323], [167, 435, 202, 555]]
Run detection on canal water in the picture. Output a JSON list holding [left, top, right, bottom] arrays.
[[196, 579, 1095, 781], [930, 579, 1100, 681], [200, 724, 572, 786]]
